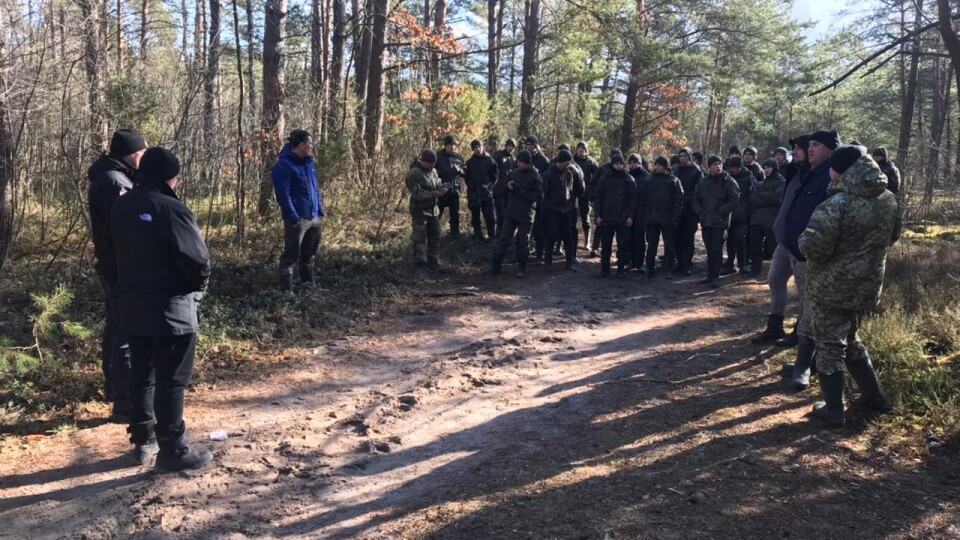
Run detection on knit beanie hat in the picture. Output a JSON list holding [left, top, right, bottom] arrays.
[[526, 135, 539, 146], [774, 147, 789, 157], [628, 153, 641, 164], [728, 156, 743, 168], [762, 158, 779, 172], [830, 145, 866, 175], [109, 129, 147, 158], [470, 139, 482, 150], [505, 138, 517, 148], [611, 154, 625, 166], [678, 147, 692, 158], [744, 146, 758, 156], [443, 134, 458, 145], [420, 149, 437, 164], [558, 143, 571, 152], [728, 145, 741, 156], [670, 155, 680, 166], [707, 154, 723, 166], [692, 150, 704, 162], [610, 148, 623, 158], [577, 141, 588, 150], [654, 156, 670, 168], [137, 147, 180, 184], [517, 150, 532, 164], [872, 146, 888, 159], [556, 149, 573, 163], [809, 130, 842, 150]]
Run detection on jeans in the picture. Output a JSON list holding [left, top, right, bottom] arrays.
[[279, 216, 323, 276], [129, 333, 197, 445]]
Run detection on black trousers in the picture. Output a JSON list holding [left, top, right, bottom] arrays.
[[494, 196, 508, 238], [492, 217, 532, 273], [674, 214, 699, 271], [749, 224, 777, 274], [725, 220, 748, 270], [543, 208, 575, 265], [533, 203, 545, 259], [577, 196, 591, 248], [702, 226, 726, 279], [646, 223, 676, 273], [99, 275, 130, 403], [469, 200, 496, 240], [630, 223, 646, 269], [279, 216, 323, 276], [599, 223, 631, 273], [129, 333, 197, 446], [437, 191, 461, 235]]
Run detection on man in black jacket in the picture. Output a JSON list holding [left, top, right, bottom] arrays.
[[110, 148, 212, 471], [742, 146, 764, 182], [487, 151, 544, 278], [871, 147, 901, 195], [628, 153, 650, 273], [541, 150, 585, 269], [593, 154, 638, 277], [491, 138, 517, 237], [88, 128, 148, 419], [693, 155, 741, 288], [435, 135, 466, 236], [672, 147, 703, 275], [574, 142, 599, 250], [640, 156, 684, 279], [722, 156, 756, 275], [465, 140, 499, 242]]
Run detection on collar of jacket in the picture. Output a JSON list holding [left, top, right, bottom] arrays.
[[802, 160, 831, 184], [135, 178, 181, 200], [104, 153, 136, 177], [279, 143, 312, 165]]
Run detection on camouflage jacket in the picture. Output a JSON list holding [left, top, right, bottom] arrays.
[[406, 164, 442, 217], [798, 156, 903, 310]]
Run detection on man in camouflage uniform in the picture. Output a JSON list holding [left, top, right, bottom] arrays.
[[406, 149, 448, 273], [799, 145, 901, 426]]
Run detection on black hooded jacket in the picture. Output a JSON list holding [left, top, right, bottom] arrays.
[[465, 152, 499, 204], [729, 168, 757, 225], [673, 164, 703, 218], [593, 168, 638, 225], [573, 155, 599, 199], [638, 172, 684, 226], [435, 149, 466, 193], [541, 163, 586, 214], [88, 154, 136, 282], [491, 149, 517, 195], [497, 166, 544, 224], [110, 180, 211, 337]]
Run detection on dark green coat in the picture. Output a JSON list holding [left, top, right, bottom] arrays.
[[748, 173, 786, 229], [406, 164, 442, 217], [639, 172, 684, 226], [692, 172, 741, 229], [594, 168, 638, 225]]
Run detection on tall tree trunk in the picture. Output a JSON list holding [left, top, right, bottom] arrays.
[[897, 3, 922, 166], [487, 0, 498, 99], [355, 0, 372, 99], [231, 0, 248, 239], [620, 59, 642, 152], [245, 0, 257, 113], [79, 0, 108, 157], [937, 0, 960, 184], [429, 0, 447, 85], [116, 0, 124, 71], [423, 0, 431, 85], [139, 0, 148, 62], [330, 0, 345, 134], [926, 58, 951, 185], [0, 22, 15, 272], [181, 0, 188, 62], [363, 0, 388, 154], [204, 0, 222, 186], [518, 0, 540, 136], [257, 0, 287, 216], [311, 0, 325, 137]]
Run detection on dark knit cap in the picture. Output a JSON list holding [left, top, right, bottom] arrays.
[[610, 148, 623, 158], [526, 135, 539, 146], [138, 147, 180, 184], [692, 150, 704, 162], [774, 147, 789, 156], [443, 134, 458, 145], [654, 156, 670, 168], [809, 129, 842, 150], [517, 150, 532, 164], [109, 129, 147, 158], [728, 145, 741, 155], [789, 133, 812, 151], [762, 158, 779, 172], [558, 143, 571, 152], [470, 139, 482, 150], [849, 140, 862, 146], [872, 146, 888, 159], [420, 149, 437, 164], [577, 141, 588, 150], [830, 145, 866, 175], [707, 154, 723, 166], [678, 147, 692, 157], [628, 153, 641, 164], [505, 138, 517, 147], [556, 149, 573, 163], [728, 156, 743, 168], [611, 154, 625, 165], [744, 146, 758, 156], [670, 155, 680, 166]]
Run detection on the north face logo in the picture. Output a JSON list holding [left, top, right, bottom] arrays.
[[138, 213, 153, 222]]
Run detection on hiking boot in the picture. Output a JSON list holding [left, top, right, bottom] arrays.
[[846, 352, 892, 414], [133, 441, 160, 466], [279, 272, 295, 296], [790, 336, 816, 391], [128, 421, 159, 465], [751, 314, 786, 344], [156, 436, 213, 472], [811, 371, 845, 427], [776, 328, 799, 347]]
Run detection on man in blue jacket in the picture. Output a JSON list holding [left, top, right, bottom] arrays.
[[272, 129, 326, 294], [773, 129, 841, 391]]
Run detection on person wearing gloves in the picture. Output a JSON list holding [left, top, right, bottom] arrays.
[[110, 147, 212, 471], [487, 150, 544, 278], [799, 145, 901, 426]]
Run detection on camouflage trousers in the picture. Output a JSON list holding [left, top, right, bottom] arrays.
[[411, 215, 441, 264], [787, 254, 813, 339], [810, 301, 868, 376]]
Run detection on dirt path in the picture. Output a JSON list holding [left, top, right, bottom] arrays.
[[2, 256, 959, 540]]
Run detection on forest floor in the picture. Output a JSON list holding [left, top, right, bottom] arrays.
[[2, 245, 959, 540]]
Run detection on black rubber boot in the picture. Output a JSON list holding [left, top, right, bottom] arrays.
[[776, 327, 799, 348], [156, 435, 213, 472], [298, 263, 315, 285], [811, 371, 846, 427], [279, 272, 295, 295], [751, 314, 786, 344], [846, 352, 892, 413], [128, 421, 159, 466], [790, 336, 816, 391]]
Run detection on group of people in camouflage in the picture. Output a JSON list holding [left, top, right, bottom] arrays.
[[406, 130, 903, 426]]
